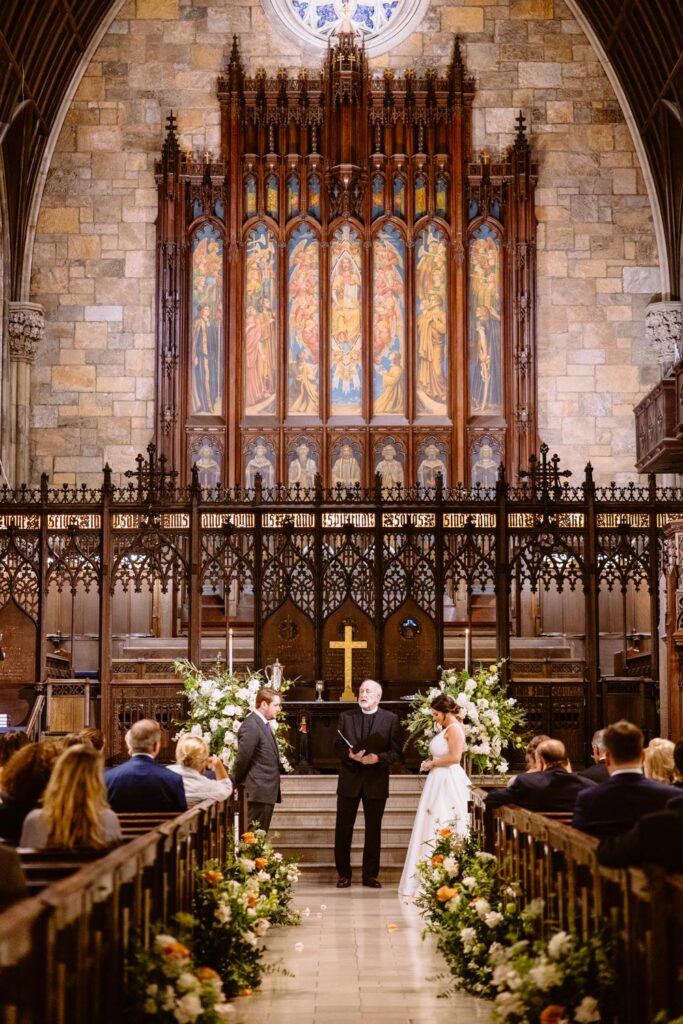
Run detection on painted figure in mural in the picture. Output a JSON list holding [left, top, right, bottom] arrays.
[[288, 231, 319, 415], [470, 231, 502, 414], [416, 229, 448, 411], [288, 443, 318, 490], [417, 443, 448, 489], [471, 443, 499, 488], [289, 349, 319, 414], [373, 352, 404, 415], [244, 229, 277, 415], [194, 443, 221, 491], [376, 444, 404, 493], [331, 443, 362, 489], [191, 304, 221, 414], [331, 255, 362, 344], [330, 231, 363, 413], [245, 443, 275, 489]]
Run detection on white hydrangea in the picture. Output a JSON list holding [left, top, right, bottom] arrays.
[[459, 927, 477, 944], [215, 903, 232, 925], [176, 973, 200, 994], [442, 856, 458, 876], [547, 930, 573, 959], [173, 991, 203, 1024], [528, 959, 562, 991], [462, 875, 477, 889], [574, 995, 601, 1023], [494, 991, 525, 1018], [484, 911, 504, 928], [473, 898, 491, 917]]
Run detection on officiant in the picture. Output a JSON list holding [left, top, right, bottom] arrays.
[[334, 679, 401, 889]]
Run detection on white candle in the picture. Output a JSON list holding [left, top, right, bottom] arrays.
[[228, 627, 233, 674], [233, 810, 239, 856], [464, 628, 470, 674]]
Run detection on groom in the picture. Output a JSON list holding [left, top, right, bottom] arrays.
[[334, 679, 401, 889]]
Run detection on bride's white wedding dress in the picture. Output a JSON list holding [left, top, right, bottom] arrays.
[[398, 722, 470, 898]]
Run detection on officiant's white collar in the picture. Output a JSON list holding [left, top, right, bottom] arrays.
[[360, 707, 379, 715]]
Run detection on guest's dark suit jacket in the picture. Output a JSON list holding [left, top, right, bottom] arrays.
[[598, 804, 683, 871], [485, 767, 595, 813], [578, 760, 610, 784], [232, 712, 281, 805], [571, 772, 674, 837], [335, 707, 401, 800], [105, 754, 187, 813]]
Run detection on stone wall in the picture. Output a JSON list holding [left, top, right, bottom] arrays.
[[29, 0, 659, 485]]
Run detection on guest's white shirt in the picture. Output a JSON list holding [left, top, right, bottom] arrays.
[[610, 768, 644, 777], [167, 764, 233, 807]]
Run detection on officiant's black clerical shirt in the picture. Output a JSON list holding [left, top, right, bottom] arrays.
[[360, 709, 377, 743]]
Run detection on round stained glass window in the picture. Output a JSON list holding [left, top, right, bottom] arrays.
[[262, 0, 430, 58]]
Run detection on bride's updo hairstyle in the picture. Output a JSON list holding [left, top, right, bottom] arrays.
[[430, 694, 461, 716]]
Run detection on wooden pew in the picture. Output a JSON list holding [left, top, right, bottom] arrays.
[[491, 805, 683, 1023]]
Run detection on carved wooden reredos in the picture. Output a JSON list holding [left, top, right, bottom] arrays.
[[154, 34, 538, 490]]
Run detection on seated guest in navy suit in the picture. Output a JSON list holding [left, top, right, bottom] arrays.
[[578, 729, 610, 784], [105, 719, 187, 813], [597, 800, 683, 871], [572, 720, 673, 838], [486, 739, 595, 813]]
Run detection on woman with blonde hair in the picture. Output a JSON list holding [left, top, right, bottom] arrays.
[[644, 738, 675, 785], [19, 744, 121, 850], [167, 734, 233, 807]]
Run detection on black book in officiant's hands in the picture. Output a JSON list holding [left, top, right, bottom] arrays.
[[337, 729, 386, 756]]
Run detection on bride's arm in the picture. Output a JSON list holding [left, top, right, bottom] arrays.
[[425, 726, 464, 769]]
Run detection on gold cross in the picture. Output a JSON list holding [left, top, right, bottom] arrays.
[[329, 625, 367, 702]]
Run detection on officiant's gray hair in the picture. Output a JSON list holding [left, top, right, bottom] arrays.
[[360, 679, 382, 695]]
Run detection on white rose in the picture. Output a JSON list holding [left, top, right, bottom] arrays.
[[154, 934, 177, 949], [273, 852, 283, 862], [232, 720, 241, 733], [176, 973, 200, 993], [254, 919, 271, 936], [493, 991, 524, 1018], [484, 911, 504, 928], [574, 995, 601, 1023], [547, 930, 573, 959], [244, 931, 258, 947], [528, 959, 562, 992], [215, 903, 232, 924], [240, 858, 256, 872], [459, 927, 477, 944], [462, 876, 477, 889], [173, 992, 203, 1024], [473, 898, 490, 917], [257, 870, 271, 882], [442, 856, 458, 876], [209, 718, 219, 732], [189, 724, 203, 737]]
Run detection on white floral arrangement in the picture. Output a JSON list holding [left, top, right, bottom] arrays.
[[174, 660, 293, 773], [404, 662, 526, 774]]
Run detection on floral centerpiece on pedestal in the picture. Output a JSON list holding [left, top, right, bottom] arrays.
[[404, 662, 526, 775], [174, 660, 294, 773]]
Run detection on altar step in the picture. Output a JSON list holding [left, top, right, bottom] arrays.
[[270, 774, 425, 882]]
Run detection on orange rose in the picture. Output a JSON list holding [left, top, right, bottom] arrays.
[[241, 832, 257, 844], [203, 870, 224, 885], [246, 891, 258, 907], [432, 855, 444, 865], [436, 886, 458, 902], [161, 941, 190, 960], [238, 987, 253, 997], [438, 827, 453, 838], [254, 857, 268, 869], [539, 1007, 566, 1024], [196, 967, 220, 981]]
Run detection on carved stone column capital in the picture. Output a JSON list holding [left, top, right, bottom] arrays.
[[646, 299, 682, 376], [8, 301, 44, 364]]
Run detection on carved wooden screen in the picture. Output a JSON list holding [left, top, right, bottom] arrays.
[[154, 35, 537, 488]]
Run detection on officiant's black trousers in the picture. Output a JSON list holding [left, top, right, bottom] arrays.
[[334, 792, 387, 881]]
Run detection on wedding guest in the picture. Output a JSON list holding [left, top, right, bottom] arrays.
[[0, 731, 30, 790], [524, 734, 551, 772], [486, 739, 594, 813], [105, 719, 187, 813], [79, 728, 105, 753], [167, 735, 233, 807], [673, 740, 683, 789], [20, 744, 122, 851], [572, 720, 674, 837], [578, 729, 609, 784], [597, 801, 683, 871], [644, 738, 675, 785], [0, 740, 63, 843]]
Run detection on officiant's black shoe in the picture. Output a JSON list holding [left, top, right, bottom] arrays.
[[336, 877, 351, 888], [363, 878, 382, 888]]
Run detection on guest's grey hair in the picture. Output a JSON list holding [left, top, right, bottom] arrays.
[[126, 719, 161, 755], [591, 729, 606, 753]]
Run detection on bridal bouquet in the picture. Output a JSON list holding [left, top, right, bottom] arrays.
[[174, 660, 293, 772], [404, 662, 526, 774]]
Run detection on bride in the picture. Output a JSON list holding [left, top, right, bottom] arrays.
[[398, 694, 470, 898]]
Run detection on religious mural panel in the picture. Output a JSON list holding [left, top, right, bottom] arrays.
[[265, 174, 278, 219], [244, 436, 277, 489], [307, 174, 321, 220], [435, 174, 448, 219], [243, 174, 256, 220], [329, 225, 363, 416], [287, 225, 320, 417], [191, 435, 222, 491], [416, 437, 448, 489], [287, 436, 319, 491], [469, 224, 502, 416], [287, 174, 300, 220], [190, 223, 224, 417], [414, 175, 427, 220], [372, 224, 406, 417], [470, 434, 502, 488], [393, 176, 406, 219], [374, 436, 405, 493], [330, 436, 363, 490], [371, 175, 384, 221], [415, 222, 449, 417], [244, 224, 277, 416]]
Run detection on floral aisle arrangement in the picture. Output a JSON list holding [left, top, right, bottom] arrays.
[[125, 920, 234, 1022], [413, 825, 615, 1019], [191, 830, 301, 996], [174, 659, 293, 772], [404, 662, 526, 774]]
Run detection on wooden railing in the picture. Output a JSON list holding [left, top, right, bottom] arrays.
[[492, 804, 683, 1023], [0, 790, 246, 1024]]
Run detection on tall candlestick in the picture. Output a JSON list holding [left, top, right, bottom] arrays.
[[228, 627, 233, 675], [464, 628, 470, 674]]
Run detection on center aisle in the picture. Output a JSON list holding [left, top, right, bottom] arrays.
[[232, 882, 493, 1024]]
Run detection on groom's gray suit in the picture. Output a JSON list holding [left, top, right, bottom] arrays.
[[233, 711, 282, 831]]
